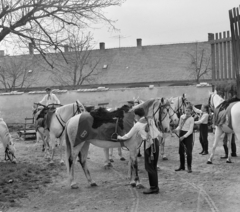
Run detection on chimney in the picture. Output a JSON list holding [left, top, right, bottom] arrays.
[[137, 38, 142, 47], [100, 42, 105, 50], [64, 45, 69, 52], [0, 50, 4, 57], [29, 43, 34, 55], [208, 33, 214, 41]]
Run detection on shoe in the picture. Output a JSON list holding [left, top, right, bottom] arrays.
[[231, 154, 237, 157], [137, 153, 142, 157], [143, 187, 159, 194], [187, 169, 192, 173], [120, 157, 126, 161], [199, 150, 204, 154], [175, 167, 185, 171], [109, 159, 114, 162], [202, 152, 209, 155], [220, 156, 228, 159]]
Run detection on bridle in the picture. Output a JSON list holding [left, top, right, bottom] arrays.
[[208, 93, 215, 112], [152, 99, 171, 132]]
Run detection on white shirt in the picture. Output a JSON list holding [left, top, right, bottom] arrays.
[[176, 114, 194, 138], [119, 117, 162, 149], [193, 107, 209, 124], [39, 93, 60, 106]]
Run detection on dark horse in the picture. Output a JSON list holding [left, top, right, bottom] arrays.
[[64, 98, 171, 189]]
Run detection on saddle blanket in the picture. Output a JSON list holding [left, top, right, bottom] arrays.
[[214, 102, 236, 130], [74, 112, 123, 147]]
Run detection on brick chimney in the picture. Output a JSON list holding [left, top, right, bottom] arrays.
[[100, 42, 105, 50], [29, 43, 34, 55], [64, 45, 69, 52], [137, 38, 142, 47]]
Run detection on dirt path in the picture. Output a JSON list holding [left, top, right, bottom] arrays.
[[2, 132, 240, 212]]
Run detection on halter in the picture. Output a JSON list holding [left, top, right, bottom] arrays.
[[55, 101, 83, 138], [152, 99, 170, 132]]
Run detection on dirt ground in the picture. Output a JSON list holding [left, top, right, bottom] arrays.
[[1, 131, 240, 212]]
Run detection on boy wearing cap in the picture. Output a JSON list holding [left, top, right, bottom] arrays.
[[39, 87, 60, 106]]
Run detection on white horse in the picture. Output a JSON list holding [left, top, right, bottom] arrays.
[[0, 118, 16, 163], [64, 98, 171, 189], [34, 101, 85, 164], [160, 94, 188, 160], [207, 90, 239, 164]]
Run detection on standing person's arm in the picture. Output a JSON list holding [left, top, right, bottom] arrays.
[[192, 106, 202, 114], [195, 113, 208, 124], [117, 123, 139, 140]]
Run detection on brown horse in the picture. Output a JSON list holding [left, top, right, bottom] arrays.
[[64, 98, 171, 189]]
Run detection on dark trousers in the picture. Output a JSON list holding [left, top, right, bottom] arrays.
[[179, 130, 193, 169], [199, 124, 208, 153], [223, 134, 237, 155], [144, 138, 159, 189]]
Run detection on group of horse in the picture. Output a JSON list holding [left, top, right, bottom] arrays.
[[1, 90, 238, 190]]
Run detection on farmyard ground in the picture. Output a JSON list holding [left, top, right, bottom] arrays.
[[1, 132, 240, 212]]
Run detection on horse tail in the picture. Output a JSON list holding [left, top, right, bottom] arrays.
[[65, 125, 73, 175]]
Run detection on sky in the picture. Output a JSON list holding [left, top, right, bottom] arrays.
[[91, 0, 240, 49], [0, 0, 239, 54]]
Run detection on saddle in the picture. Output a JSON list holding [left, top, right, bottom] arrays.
[[73, 106, 130, 147], [214, 100, 239, 131]]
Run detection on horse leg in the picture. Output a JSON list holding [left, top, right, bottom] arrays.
[[58, 136, 65, 165], [103, 148, 112, 169], [65, 137, 85, 189], [109, 148, 114, 162], [160, 137, 168, 160], [207, 126, 223, 164], [226, 133, 232, 163], [78, 141, 97, 187]]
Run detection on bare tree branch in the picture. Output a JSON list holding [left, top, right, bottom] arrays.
[[0, 0, 124, 59], [186, 42, 212, 83]]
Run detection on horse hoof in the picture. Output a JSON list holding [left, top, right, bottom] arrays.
[[109, 159, 114, 162], [162, 157, 168, 161], [91, 182, 98, 187], [226, 160, 232, 163], [104, 163, 112, 169], [71, 183, 79, 189], [136, 184, 145, 189], [207, 160, 212, 164], [49, 160, 54, 164], [12, 160, 17, 164], [130, 182, 136, 187], [120, 157, 126, 161]]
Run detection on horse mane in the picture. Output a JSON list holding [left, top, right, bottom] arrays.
[[90, 105, 130, 129]]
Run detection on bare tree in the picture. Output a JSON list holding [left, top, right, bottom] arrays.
[[0, 0, 123, 64], [0, 55, 37, 91], [186, 43, 212, 83], [46, 31, 101, 88]]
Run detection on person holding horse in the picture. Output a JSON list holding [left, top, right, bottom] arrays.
[[172, 105, 194, 173], [193, 104, 209, 155], [118, 107, 161, 194], [39, 87, 60, 106]]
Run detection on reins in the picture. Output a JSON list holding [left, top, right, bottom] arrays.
[[4, 145, 16, 162]]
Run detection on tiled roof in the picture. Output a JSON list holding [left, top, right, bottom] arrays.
[[0, 41, 211, 89]]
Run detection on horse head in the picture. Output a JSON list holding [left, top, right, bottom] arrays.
[[208, 91, 224, 110]]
